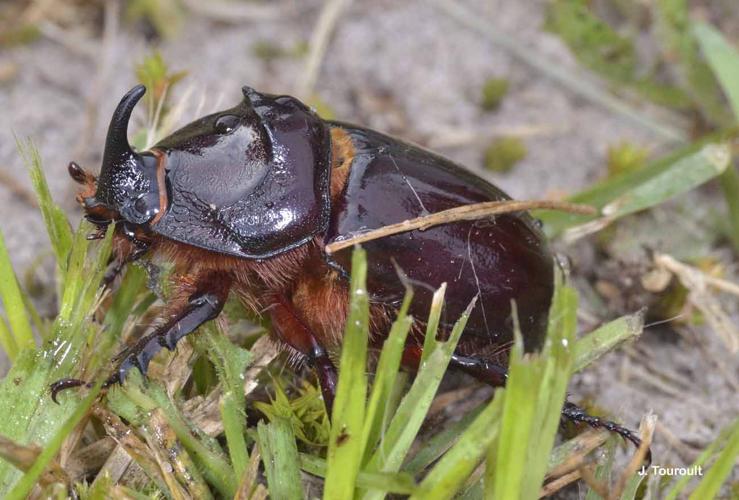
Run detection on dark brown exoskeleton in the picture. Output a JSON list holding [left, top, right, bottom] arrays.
[[54, 85, 644, 452]]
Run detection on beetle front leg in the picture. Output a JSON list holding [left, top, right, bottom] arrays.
[[269, 296, 338, 415], [108, 288, 229, 385], [102, 224, 151, 287], [51, 272, 230, 402]]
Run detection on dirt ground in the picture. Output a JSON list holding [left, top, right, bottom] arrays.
[[0, 0, 737, 495]]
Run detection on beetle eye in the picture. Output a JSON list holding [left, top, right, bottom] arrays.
[[214, 115, 240, 134]]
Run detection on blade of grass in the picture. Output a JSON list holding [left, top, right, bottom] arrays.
[[403, 400, 486, 475], [536, 135, 734, 236], [300, 453, 416, 495], [584, 436, 616, 500], [361, 289, 413, 465], [420, 284, 445, 364], [693, 22, 739, 252], [5, 378, 103, 500], [361, 298, 476, 499], [653, 0, 733, 126], [197, 324, 252, 477], [488, 270, 577, 499], [0, 230, 34, 353], [562, 143, 730, 240], [693, 23, 739, 119], [573, 311, 644, 372], [221, 394, 248, 478], [121, 378, 237, 497], [16, 138, 72, 273], [324, 246, 369, 499], [600, 143, 729, 219], [0, 160, 120, 495], [410, 393, 504, 499], [0, 316, 16, 361], [257, 418, 303, 500], [664, 417, 738, 499], [686, 418, 739, 500]]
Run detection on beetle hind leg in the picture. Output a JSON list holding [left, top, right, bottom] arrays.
[[444, 350, 649, 458], [561, 401, 650, 463]]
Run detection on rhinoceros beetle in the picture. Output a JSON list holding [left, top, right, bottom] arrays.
[[52, 85, 644, 451]]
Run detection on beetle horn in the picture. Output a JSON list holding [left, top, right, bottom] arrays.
[[101, 85, 146, 173], [92, 85, 152, 210]]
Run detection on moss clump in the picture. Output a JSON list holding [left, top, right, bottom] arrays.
[[606, 142, 649, 177], [480, 77, 510, 111], [483, 136, 527, 173], [0, 24, 40, 47], [252, 40, 285, 62]]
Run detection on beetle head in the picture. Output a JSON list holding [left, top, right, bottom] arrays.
[[71, 85, 162, 228]]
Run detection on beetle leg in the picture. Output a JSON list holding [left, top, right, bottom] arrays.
[[269, 297, 338, 415], [102, 225, 151, 287], [561, 401, 650, 464], [431, 350, 649, 459], [449, 354, 508, 386], [106, 277, 230, 386], [50, 273, 230, 401]]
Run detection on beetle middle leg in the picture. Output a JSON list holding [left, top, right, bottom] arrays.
[[269, 296, 338, 415], [51, 271, 231, 402]]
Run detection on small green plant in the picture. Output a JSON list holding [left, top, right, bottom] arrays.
[[483, 136, 527, 173], [606, 142, 650, 178], [480, 77, 509, 111]]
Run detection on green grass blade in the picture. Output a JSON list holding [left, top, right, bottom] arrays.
[[361, 289, 413, 465], [488, 270, 577, 499], [16, 138, 72, 272], [693, 23, 739, 119], [5, 378, 104, 500], [0, 230, 34, 353], [663, 417, 738, 499], [537, 138, 732, 236], [687, 418, 739, 500], [421, 283, 445, 364], [197, 324, 252, 477], [103, 265, 148, 341], [324, 246, 369, 499], [0, 316, 16, 360], [693, 22, 739, 252], [257, 418, 304, 500], [599, 143, 729, 220], [619, 473, 647, 500], [363, 297, 475, 493], [717, 168, 739, 251], [403, 401, 486, 475], [410, 394, 504, 500], [221, 394, 248, 478], [122, 378, 237, 497], [573, 311, 644, 372], [653, 1, 733, 126], [584, 437, 616, 500], [300, 454, 417, 495]]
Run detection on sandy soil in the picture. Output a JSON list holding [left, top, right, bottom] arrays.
[[0, 0, 736, 495]]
